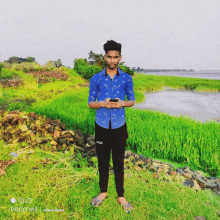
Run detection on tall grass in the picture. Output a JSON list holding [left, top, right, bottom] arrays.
[[20, 83, 220, 178], [133, 74, 220, 92]]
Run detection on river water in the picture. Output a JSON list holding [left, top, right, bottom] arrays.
[[132, 71, 220, 123]]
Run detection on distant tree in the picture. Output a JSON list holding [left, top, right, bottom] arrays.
[[6, 56, 34, 64], [73, 51, 134, 77], [27, 57, 35, 62], [73, 58, 89, 73], [19, 58, 27, 63], [46, 61, 56, 67], [54, 59, 63, 68], [88, 50, 105, 68], [8, 56, 20, 64], [88, 50, 125, 69]]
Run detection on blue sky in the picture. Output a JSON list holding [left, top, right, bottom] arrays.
[[0, 0, 220, 70]]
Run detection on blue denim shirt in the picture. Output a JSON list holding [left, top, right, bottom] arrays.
[[88, 66, 135, 129]]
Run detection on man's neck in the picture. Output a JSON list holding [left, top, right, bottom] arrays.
[[106, 66, 117, 74]]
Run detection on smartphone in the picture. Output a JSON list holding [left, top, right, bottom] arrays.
[[109, 99, 118, 102]]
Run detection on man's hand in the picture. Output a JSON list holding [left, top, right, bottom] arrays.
[[101, 98, 124, 108], [111, 98, 125, 108]]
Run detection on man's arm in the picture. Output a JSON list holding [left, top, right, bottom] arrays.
[[124, 100, 135, 107], [88, 101, 102, 109]]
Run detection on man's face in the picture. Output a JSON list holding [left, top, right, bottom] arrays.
[[104, 50, 122, 70]]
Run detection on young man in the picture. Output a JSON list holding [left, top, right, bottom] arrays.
[[88, 40, 135, 213]]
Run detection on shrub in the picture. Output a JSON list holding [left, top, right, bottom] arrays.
[[73, 58, 90, 73], [2, 62, 12, 69], [9, 56, 20, 64], [45, 61, 56, 68], [118, 64, 135, 76], [0, 62, 3, 73], [34, 65, 41, 71], [80, 65, 102, 81], [11, 64, 21, 71], [0, 68, 15, 79], [26, 57, 35, 62]]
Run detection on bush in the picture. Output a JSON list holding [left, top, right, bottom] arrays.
[[45, 61, 56, 68], [9, 56, 20, 64], [73, 58, 135, 80], [0, 62, 3, 73], [58, 66, 67, 73], [2, 62, 12, 69], [73, 58, 90, 73], [26, 57, 35, 62], [118, 64, 135, 76], [11, 64, 21, 71], [0, 68, 15, 79], [81, 65, 102, 81], [73, 58, 102, 81]]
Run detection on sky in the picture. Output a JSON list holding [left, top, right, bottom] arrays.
[[0, 0, 220, 70]]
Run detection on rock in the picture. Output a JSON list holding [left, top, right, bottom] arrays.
[[167, 163, 174, 168], [139, 154, 147, 162], [0, 159, 16, 176], [133, 164, 142, 172], [10, 152, 19, 157], [176, 168, 185, 175], [194, 217, 207, 220], [183, 172, 192, 179], [124, 151, 133, 158]]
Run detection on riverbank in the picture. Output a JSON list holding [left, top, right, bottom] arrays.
[[140, 70, 220, 80], [0, 66, 220, 219], [131, 86, 220, 123], [131, 72, 220, 93]]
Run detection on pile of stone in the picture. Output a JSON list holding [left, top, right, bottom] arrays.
[[0, 75, 23, 88], [0, 110, 219, 199], [0, 70, 70, 88], [28, 70, 69, 84]]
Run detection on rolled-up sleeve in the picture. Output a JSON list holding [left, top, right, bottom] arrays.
[[88, 76, 98, 105], [125, 76, 135, 102]]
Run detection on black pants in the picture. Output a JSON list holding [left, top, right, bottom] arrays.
[[95, 120, 128, 197]]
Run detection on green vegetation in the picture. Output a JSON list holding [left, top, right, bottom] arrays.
[[132, 74, 220, 92], [0, 144, 219, 219], [0, 61, 219, 219], [1, 61, 64, 73]]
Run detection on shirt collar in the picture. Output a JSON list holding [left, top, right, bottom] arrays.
[[102, 66, 120, 77]]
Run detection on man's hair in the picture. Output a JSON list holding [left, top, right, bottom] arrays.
[[103, 40, 122, 56]]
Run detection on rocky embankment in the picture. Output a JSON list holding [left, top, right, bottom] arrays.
[[0, 110, 220, 202], [0, 70, 69, 88]]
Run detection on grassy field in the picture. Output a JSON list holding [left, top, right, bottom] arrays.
[[132, 72, 220, 92], [0, 65, 220, 219]]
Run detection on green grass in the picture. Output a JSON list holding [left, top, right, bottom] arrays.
[[132, 73, 220, 92], [20, 84, 219, 178], [0, 142, 219, 220], [0, 69, 220, 219]]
